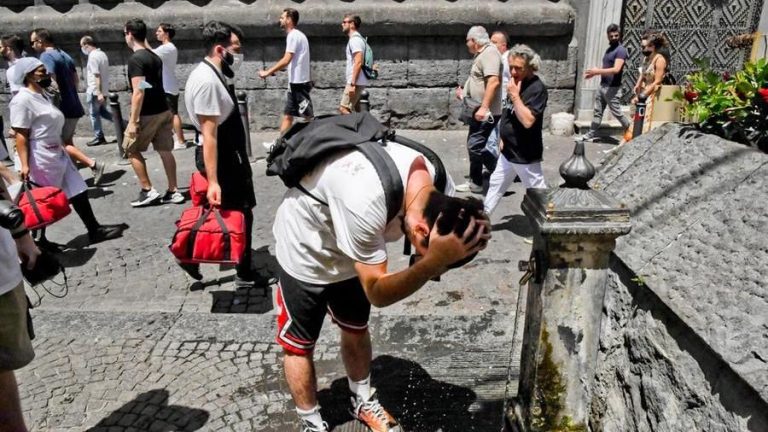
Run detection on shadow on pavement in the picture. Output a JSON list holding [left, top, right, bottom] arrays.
[[317, 355, 504, 432], [206, 246, 278, 314], [85, 168, 126, 188], [87, 389, 209, 431], [492, 214, 533, 237]]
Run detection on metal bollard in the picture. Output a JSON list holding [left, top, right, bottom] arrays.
[[359, 89, 370, 112], [108, 93, 127, 160], [236, 91, 253, 160], [632, 93, 648, 139]]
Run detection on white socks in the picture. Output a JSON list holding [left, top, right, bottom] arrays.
[[348, 374, 372, 401], [296, 405, 324, 428]]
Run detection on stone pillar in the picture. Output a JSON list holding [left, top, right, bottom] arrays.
[[754, 0, 768, 60], [507, 140, 631, 431], [575, 0, 624, 124]]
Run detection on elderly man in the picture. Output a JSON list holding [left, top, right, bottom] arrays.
[[80, 35, 113, 147], [455, 26, 502, 194]]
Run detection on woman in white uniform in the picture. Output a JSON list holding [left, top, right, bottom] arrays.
[[9, 58, 126, 245]]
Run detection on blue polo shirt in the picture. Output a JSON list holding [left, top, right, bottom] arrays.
[[40, 48, 85, 119]]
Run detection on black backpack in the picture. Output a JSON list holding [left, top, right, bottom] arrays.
[[265, 112, 447, 227]]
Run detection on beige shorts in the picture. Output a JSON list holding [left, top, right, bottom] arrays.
[[123, 110, 174, 156], [340, 85, 366, 112], [61, 117, 79, 143], [0, 282, 35, 372]]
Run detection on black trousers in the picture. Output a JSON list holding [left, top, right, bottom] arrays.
[[235, 207, 254, 279], [466, 117, 499, 186]]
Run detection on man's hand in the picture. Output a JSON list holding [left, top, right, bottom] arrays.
[[258, 70, 271, 79], [206, 181, 222, 206], [347, 84, 356, 98], [424, 214, 491, 272], [474, 105, 489, 122], [507, 78, 521, 102], [584, 68, 598, 79], [96, 93, 105, 104], [455, 86, 464, 100], [125, 121, 139, 140], [15, 234, 40, 270]]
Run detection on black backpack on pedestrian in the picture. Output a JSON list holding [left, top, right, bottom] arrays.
[[265, 112, 447, 227]]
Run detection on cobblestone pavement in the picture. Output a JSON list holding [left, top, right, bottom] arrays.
[[15, 129, 613, 431]]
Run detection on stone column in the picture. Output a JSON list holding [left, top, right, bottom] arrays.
[[506, 140, 631, 431], [575, 0, 624, 124], [754, 0, 768, 60]]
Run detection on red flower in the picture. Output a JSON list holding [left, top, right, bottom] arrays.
[[684, 91, 699, 103], [758, 88, 768, 104], [722, 71, 731, 81]]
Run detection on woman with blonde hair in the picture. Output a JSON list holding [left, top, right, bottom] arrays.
[[632, 32, 669, 133]]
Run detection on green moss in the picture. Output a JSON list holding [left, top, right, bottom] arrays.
[[530, 327, 587, 432]]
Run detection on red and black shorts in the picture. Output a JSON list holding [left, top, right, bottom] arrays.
[[276, 267, 371, 356]]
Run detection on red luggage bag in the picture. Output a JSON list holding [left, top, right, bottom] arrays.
[[169, 206, 245, 264], [15, 182, 71, 230]]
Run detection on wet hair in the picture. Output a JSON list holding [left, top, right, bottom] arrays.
[[607, 23, 620, 34], [1, 34, 24, 57], [80, 35, 97, 48], [344, 14, 362, 29], [466, 26, 490, 45], [283, 8, 300, 25], [420, 191, 487, 268], [124, 18, 147, 41], [159, 23, 176, 40], [31, 28, 53, 45], [508, 44, 541, 72], [202, 21, 243, 54]]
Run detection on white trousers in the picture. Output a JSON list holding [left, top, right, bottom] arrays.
[[483, 155, 547, 215]]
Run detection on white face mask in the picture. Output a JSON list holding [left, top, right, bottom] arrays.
[[231, 53, 244, 72], [81, 47, 89, 56]]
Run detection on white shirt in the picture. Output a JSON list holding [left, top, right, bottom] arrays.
[[85, 48, 110, 95], [285, 29, 311, 84], [0, 228, 22, 296], [6, 58, 21, 95], [500, 50, 510, 107], [346, 32, 370, 87], [10, 88, 65, 142], [184, 60, 234, 134], [273, 143, 455, 285], [153, 42, 179, 95]]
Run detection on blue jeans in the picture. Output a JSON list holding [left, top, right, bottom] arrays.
[[87, 91, 113, 140]]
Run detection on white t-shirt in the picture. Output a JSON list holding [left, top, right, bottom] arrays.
[[346, 32, 370, 87], [0, 228, 22, 296], [500, 50, 511, 106], [184, 60, 235, 135], [153, 42, 179, 95], [10, 88, 65, 142], [85, 48, 110, 95], [286, 29, 311, 84], [6, 58, 21, 95], [273, 143, 455, 285]]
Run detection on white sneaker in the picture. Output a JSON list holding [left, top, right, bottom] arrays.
[[161, 189, 185, 204], [300, 420, 328, 432], [455, 182, 483, 194], [131, 188, 161, 207], [579, 130, 598, 142]]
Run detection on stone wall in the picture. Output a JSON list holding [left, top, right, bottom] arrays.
[[0, 0, 577, 134], [589, 124, 768, 430]]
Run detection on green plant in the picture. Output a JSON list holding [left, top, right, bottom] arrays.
[[673, 58, 768, 151]]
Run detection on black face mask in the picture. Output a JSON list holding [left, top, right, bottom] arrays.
[[37, 77, 53, 88], [609, 40, 620, 47], [642, 50, 653, 57], [218, 49, 234, 78]]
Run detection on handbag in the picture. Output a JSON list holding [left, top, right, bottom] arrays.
[[21, 248, 65, 286], [189, 171, 209, 207], [459, 96, 482, 125], [15, 181, 71, 230], [169, 206, 246, 264]]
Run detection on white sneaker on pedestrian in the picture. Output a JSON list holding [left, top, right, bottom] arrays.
[[161, 189, 185, 204], [300, 420, 329, 432], [131, 188, 161, 207], [579, 130, 598, 142], [455, 182, 483, 194]]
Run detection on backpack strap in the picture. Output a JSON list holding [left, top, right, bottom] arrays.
[[356, 141, 403, 224], [387, 132, 448, 193]]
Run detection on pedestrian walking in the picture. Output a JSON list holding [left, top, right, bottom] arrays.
[[485, 29, 512, 163], [80, 35, 113, 147], [153, 23, 192, 150], [29, 28, 106, 185], [455, 26, 502, 194], [0, 34, 25, 164], [9, 58, 127, 245], [483, 44, 549, 216], [632, 32, 669, 134], [123, 18, 184, 207], [339, 14, 369, 114], [582, 24, 633, 143], [272, 121, 490, 432], [182, 21, 257, 287], [259, 8, 313, 133], [0, 163, 41, 432]]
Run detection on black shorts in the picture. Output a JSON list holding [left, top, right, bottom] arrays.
[[276, 267, 370, 355], [165, 93, 179, 115], [283, 83, 314, 118]]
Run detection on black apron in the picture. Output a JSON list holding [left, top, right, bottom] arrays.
[[197, 61, 256, 210]]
